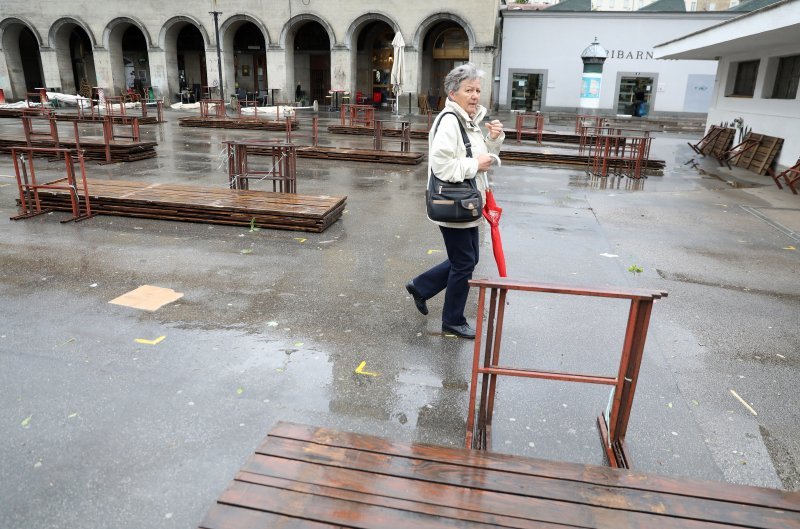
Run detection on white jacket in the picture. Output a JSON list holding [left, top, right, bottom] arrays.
[[427, 98, 505, 228]]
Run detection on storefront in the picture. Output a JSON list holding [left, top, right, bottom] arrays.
[[498, 9, 733, 116]]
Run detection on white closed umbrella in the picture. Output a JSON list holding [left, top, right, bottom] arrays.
[[390, 32, 405, 115]]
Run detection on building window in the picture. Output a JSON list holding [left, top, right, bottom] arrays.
[[730, 60, 759, 97], [771, 55, 800, 99]]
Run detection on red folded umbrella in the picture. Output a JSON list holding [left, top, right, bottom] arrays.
[[482, 189, 507, 277]]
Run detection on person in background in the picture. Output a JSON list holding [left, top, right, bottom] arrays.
[[405, 63, 504, 339]]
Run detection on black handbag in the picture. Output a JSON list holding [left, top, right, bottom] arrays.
[[426, 113, 483, 223]]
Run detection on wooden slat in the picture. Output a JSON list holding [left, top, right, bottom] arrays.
[[238, 459, 731, 529], [178, 116, 296, 131], [269, 423, 800, 517], [729, 133, 784, 176], [218, 480, 568, 529], [199, 422, 800, 529], [0, 133, 157, 162], [255, 434, 797, 529], [295, 146, 424, 165], [328, 125, 590, 145], [499, 149, 665, 171], [199, 503, 340, 529]]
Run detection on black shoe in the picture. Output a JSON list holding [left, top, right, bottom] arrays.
[[442, 322, 476, 339], [405, 280, 428, 315]]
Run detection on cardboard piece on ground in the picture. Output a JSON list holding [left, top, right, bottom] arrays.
[[109, 285, 184, 312]]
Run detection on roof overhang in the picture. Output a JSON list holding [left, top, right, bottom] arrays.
[[654, 0, 800, 59]]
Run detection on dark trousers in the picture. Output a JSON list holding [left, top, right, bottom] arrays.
[[412, 226, 479, 326]]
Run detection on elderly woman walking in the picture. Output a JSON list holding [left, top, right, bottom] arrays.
[[406, 63, 505, 339]]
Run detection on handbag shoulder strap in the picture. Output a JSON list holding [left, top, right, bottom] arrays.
[[432, 112, 472, 158]]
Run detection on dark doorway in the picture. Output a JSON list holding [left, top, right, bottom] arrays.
[[233, 22, 266, 95], [422, 22, 469, 111], [19, 27, 44, 92], [293, 22, 330, 105], [617, 76, 654, 117]]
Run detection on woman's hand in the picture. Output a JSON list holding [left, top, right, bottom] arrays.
[[485, 120, 503, 140], [477, 154, 494, 172]]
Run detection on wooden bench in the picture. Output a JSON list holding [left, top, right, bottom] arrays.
[[199, 422, 800, 528]]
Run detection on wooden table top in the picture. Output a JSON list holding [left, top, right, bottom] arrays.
[[198, 422, 800, 529]]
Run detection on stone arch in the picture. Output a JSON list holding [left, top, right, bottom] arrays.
[[103, 16, 153, 50], [279, 13, 335, 50], [346, 13, 401, 106], [103, 16, 153, 95], [159, 16, 211, 100], [158, 16, 211, 49], [344, 12, 399, 49], [219, 14, 270, 99], [412, 12, 475, 51], [0, 17, 45, 99], [281, 14, 335, 105], [48, 17, 98, 94], [0, 17, 44, 49], [414, 13, 476, 107], [48, 17, 97, 49]]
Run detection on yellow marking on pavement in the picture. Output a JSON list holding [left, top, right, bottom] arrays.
[[135, 335, 166, 345], [355, 361, 379, 376], [427, 249, 442, 255]]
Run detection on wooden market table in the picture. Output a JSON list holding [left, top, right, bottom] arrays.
[[198, 422, 800, 529]]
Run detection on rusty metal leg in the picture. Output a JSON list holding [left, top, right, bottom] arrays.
[[611, 299, 655, 443], [465, 285, 488, 449], [75, 151, 93, 220], [484, 288, 508, 449], [476, 288, 499, 450]]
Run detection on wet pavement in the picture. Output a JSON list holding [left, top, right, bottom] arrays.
[[1, 108, 798, 528]]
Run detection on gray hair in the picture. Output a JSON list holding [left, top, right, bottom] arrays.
[[443, 63, 484, 94]]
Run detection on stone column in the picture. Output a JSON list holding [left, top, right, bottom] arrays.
[[469, 46, 496, 109], [266, 46, 287, 103], [0, 55, 12, 101], [403, 47, 419, 114], [39, 48, 62, 91], [92, 47, 115, 96], [147, 49, 169, 100], [205, 46, 222, 99], [330, 45, 350, 91]]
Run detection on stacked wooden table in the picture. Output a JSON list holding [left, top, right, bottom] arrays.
[[199, 422, 800, 528], [0, 134, 157, 162], [24, 179, 346, 233]]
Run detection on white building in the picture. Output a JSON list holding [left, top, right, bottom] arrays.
[[655, 0, 800, 169], [498, 8, 733, 116]]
